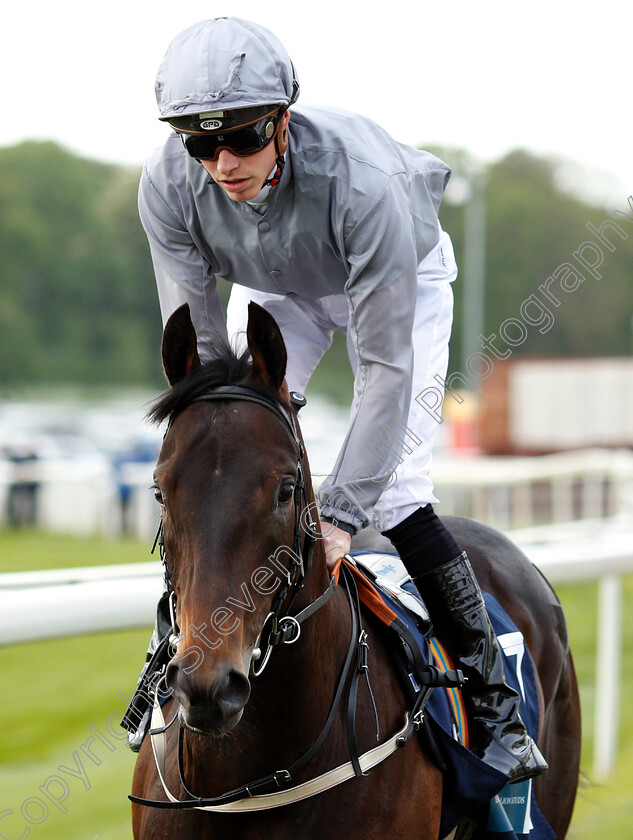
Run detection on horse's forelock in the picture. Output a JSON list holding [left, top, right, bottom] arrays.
[[147, 342, 253, 427]]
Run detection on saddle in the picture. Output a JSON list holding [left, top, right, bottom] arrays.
[[346, 550, 555, 840]]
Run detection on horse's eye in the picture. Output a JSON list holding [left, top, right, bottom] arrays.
[[278, 481, 295, 505], [152, 484, 164, 506]]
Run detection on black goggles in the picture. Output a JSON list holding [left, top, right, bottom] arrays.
[[177, 111, 283, 161]]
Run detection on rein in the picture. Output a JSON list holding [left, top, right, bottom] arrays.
[[130, 385, 434, 813], [130, 563, 434, 812]]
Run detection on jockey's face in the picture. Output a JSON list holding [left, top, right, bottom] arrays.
[[201, 111, 290, 202]]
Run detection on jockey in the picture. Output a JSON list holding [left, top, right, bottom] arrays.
[[126, 16, 547, 783]]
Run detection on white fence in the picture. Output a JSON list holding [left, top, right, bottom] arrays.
[[510, 516, 631, 781], [0, 563, 163, 644], [3, 447, 633, 541], [0, 454, 126, 537], [1, 515, 631, 780], [433, 447, 633, 530]]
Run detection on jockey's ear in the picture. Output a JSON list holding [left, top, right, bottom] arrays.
[[161, 304, 201, 386], [246, 301, 287, 393], [276, 110, 291, 155]]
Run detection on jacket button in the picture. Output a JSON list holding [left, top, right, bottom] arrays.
[[258, 221, 271, 232]]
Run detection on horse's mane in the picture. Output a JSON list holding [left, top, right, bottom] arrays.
[[147, 340, 254, 427]]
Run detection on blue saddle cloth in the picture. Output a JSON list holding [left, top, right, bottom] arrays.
[[348, 551, 555, 840]]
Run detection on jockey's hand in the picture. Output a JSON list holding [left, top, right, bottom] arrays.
[[319, 521, 352, 571]]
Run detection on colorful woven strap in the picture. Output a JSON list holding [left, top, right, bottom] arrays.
[[428, 637, 469, 749]]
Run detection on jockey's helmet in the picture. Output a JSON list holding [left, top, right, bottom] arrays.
[[155, 17, 299, 137]]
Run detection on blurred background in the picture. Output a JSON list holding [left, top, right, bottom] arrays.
[[1, 2, 632, 838]]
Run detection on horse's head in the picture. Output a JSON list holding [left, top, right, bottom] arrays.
[[149, 302, 321, 736]]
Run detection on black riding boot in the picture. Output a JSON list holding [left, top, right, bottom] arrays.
[[419, 551, 548, 782], [120, 590, 173, 751], [383, 505, 548, 783]]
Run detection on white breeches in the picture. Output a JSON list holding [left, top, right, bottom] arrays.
[[226, 230, 457, 531]]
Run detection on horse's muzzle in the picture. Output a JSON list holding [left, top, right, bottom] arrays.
[[166, 660, 251, 735]]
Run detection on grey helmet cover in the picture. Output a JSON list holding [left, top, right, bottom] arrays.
[[155, 17, 300, 121]]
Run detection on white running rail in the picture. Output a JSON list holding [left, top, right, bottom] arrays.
[[1, 515, 631, 780]]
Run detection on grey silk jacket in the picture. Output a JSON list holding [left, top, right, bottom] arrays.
[[138, 104, 450, 533]]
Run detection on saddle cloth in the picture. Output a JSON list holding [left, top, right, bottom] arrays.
[[348, 551, 555, 840]]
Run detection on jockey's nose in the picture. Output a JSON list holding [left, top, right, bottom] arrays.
[[166, 659, 251, 734], [216, 148, 241, 174]]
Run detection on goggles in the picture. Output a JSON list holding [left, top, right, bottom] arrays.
[[168, 107, 283, 161]]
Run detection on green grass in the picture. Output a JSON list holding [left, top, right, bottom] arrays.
[[1, 529, 632, 838], [558, 574, 633, 839], [0, 529, 150, 573], [0, 530, 151, 840], [0, 629, 146, 840]]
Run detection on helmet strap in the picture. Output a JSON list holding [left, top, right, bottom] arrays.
[[264, 116, 289, 188], [264, 155, 285, 188]]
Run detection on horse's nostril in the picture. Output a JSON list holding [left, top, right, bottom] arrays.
[[212, 669, 251, 717], [165, 658, 194, 707]]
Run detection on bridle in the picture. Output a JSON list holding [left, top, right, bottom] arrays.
[[130, 384, 437, 812], [157, 385, 330, 677], [192, 386, 333, 674]]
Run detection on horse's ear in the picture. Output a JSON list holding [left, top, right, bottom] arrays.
[[246, 302, 287, 392], [161, 304, 201, 386]]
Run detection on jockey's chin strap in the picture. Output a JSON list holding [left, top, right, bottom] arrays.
[[263, 154, 285, 189], [264, 85, 296, 189]]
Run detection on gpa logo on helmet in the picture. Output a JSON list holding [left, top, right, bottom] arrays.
[[200, 119, 223, 130]]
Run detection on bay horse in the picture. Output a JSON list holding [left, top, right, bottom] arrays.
[[130, 302, 580, 839]]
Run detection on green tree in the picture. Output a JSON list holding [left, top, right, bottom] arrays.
[[0, 141, 162, 387], [1, 140, 631, 394], [433, 147, 633, 375]]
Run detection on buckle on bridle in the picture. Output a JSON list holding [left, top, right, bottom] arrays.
[[273, 769, 292, 787], [250, 612, 277, 677], [412, 709, 425, 729], [277, 616, 301, 644]]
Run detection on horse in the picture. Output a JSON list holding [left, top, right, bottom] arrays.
[[130, 301, 580, 840]]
